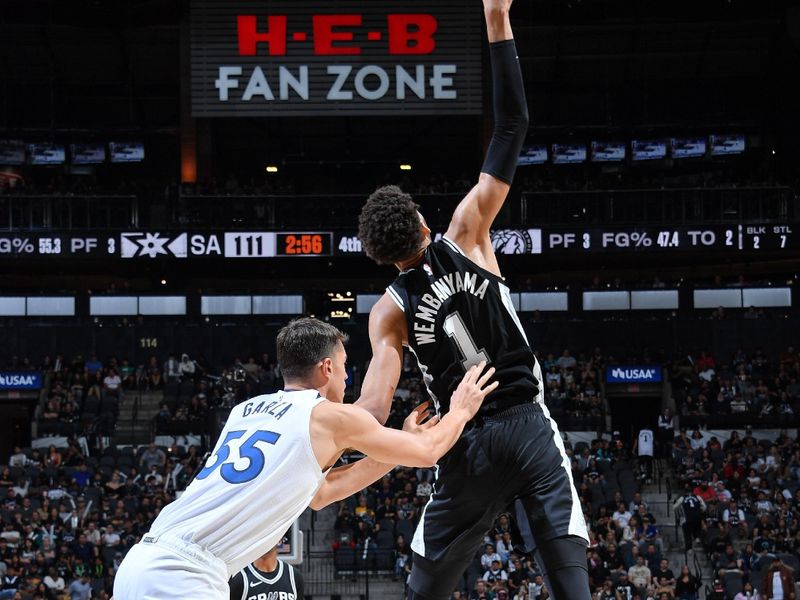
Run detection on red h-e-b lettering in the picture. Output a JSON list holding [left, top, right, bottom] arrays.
[[313, 14, 362, 55], [237, 15, 287, 56], [388, 14, 437, 55]]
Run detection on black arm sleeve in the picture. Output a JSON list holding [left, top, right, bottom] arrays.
[[228, 572, 244, 600], [480, 39, 530, 185]]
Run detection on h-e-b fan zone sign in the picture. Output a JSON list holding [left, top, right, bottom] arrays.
[[190, 0, 482, 116]]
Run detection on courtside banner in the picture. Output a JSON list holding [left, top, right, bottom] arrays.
[[605, 366, 662, 385], [0, 372, 43, 390], [190, 0, 482, 116]]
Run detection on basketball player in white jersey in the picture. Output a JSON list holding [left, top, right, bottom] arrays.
[[113, 318, 496, 600]]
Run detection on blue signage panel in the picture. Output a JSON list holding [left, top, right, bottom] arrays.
[[605, 365, 662, 384], [0, 371, 43, 390]]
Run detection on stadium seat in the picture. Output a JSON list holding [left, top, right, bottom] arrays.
[[723, 569, 744, 599]]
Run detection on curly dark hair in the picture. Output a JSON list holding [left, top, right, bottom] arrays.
[[357, 185, 423, 265]]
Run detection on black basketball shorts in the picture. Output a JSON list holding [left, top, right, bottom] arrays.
[[408, 402, 588, 596]]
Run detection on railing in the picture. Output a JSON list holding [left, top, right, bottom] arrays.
[[521, 186, 797, 227], [1, 186, 795, 231], [130, 388, 141, 443], [302, 549, 399, 599], [0, 195, 138, 231]]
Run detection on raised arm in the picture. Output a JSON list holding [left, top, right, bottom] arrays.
[[445, 0, 528, 268], [312, 364, 496, 478], [310, 402, 438, 510], [353, 293, 406, 424]]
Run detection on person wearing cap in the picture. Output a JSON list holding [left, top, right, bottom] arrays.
[[715, 481, 732, 503], [762, 554, 795, 600], [615, 572, 634, 600], [483, 559, 509, 585], [723, 500, 749, 538]]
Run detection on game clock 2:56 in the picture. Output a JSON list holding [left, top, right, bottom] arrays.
[[276, 232, 332, 256]]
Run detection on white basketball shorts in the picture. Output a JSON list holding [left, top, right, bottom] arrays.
[[113, 534, 229, 600]]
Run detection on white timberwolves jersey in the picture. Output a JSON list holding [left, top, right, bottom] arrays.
[[149, 390, 327, 575], [637, 429, 654, 457]]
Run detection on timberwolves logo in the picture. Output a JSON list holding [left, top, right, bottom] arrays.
[[491, 229, 542, 255]]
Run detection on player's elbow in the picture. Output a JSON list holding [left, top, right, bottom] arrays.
[[355, 398, 390, 425], [512, 109, 530, 132], [413, 448, 438, 469]]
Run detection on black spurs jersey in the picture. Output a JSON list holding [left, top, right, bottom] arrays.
[[387, 237, 539, 417], [229, 560, 303, 600]]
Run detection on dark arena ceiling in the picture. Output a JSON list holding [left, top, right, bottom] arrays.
[[1, 0, 798, 133]]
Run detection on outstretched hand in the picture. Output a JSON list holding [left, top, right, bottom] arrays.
[[402, 401, 440, 434], [450, 361, 498, 419]]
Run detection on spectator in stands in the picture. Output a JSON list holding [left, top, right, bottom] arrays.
[[628, 555, 651, 595], [657, 408, 675, 458], [103, 368, 121, 400], [393, 535, 410, 581], [163, 354, 180, 384], [138, 443, 165, 471], [674, 565, 700, 600], [732, 581, 761, 600], [761, 555, 795, 600], [146, 356, 162, 390], [119, 358, 136, 389], [722, 500, 748, 538], [483, 559, 508, 586], [470, 579, 493, 600], [84, 355, 103, 376], [556, 350, 576, 370], [68, 572, 92, 600], [481, 544, 502, 571], [178, 353, 195, 380], [43, 565, 65, 593]]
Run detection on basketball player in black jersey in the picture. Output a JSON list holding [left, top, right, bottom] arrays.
[[228, 544, 303, 600], [354, 1, 591, 599]]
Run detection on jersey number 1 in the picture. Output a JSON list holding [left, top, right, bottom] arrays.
[[443, 311, 490, 370], [195, 429, 280, 484]]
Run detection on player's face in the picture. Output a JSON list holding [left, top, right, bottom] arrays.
[[417, 211, 432, 246], [326, 342, 348, 403]]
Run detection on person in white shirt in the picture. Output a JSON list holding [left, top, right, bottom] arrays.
[[114, 318, 496, 600], [179, 353, 196, 379], [8, 447, 27, 468], [164, 354, 181, 383], [481, 544, 503, 570], [43, 566, 65, 591], [103, 368, 122, 399], [102, 525, 121, 548], [689, 430, 705, 451], [613, 503, 633, 529]]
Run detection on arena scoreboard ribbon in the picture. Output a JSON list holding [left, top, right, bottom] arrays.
[[0, 224, 794, 261]]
